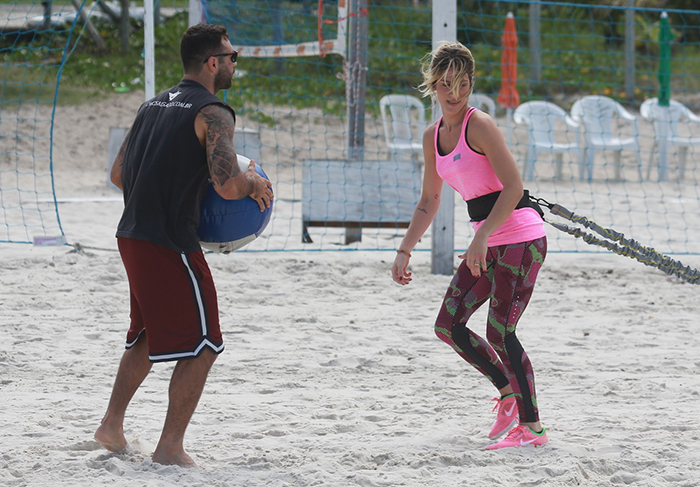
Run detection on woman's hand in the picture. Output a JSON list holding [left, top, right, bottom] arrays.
[[459, 234, 488, 277], [391, 252, 412, 285]]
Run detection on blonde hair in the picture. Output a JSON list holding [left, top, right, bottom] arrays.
[[418, 42, 475, 100]]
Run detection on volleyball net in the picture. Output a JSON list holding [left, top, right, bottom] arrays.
[[0, 0, 79, 244], [203, 0, 700, 255], [2, 0, 700, 257]]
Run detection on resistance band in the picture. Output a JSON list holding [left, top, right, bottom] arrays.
[[530, 195, 700, 285]]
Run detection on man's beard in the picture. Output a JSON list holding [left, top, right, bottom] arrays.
[[214, 69, 233, 92]]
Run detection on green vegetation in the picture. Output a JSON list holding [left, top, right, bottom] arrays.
[[1, 0, 699, 116]]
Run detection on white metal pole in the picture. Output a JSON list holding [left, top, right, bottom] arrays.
[[431, 0, 456, 275], [189, 0, 204, 26], [144, 0, 155, 100]]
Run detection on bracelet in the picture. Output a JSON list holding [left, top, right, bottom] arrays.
[[396, 249, 411, 257]]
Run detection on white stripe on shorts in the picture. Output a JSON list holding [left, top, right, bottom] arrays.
[[180, 253, 208, 337]]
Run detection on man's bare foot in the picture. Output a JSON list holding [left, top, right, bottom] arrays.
[[94, 423, 127, 452], [152, 449, 197, 468]]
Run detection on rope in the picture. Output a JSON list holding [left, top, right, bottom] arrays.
[[66, 242, 118, 255], [530, 196, 700, 285], [61, 196, 699, 285]]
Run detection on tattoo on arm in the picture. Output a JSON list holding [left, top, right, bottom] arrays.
[[201, 105, 238, 187], [417, 207, 428, 214]]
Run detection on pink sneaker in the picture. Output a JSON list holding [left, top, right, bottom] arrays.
[[488, 394, 519, 439], [486, 425, 548, 450]]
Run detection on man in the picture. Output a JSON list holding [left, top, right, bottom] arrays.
[[94, 23, 272, 468]]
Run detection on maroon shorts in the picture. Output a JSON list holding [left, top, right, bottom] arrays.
[[118, 237, 224, 363]]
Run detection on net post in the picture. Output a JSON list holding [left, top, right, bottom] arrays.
[[431, 0, 456, 275], [144, 0, 155, 100], [346, 0, 369, 162], [188, 0, 204, 26]]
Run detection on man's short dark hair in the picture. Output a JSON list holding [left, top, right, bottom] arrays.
[[180, 24, 229, 74]]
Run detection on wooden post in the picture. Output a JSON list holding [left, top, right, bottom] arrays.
[[431, 0, 456, 275], [96, 0, 121, 23], [71, 0, 106, 50], [41, 1, 52, 31], [119, 0, 130, 53], [154, 0, 161, 25], [529, 0, 541, 84], [625, 0, 636, 101]]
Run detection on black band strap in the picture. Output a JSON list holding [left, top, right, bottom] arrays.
[[466, 190, 544, 222]]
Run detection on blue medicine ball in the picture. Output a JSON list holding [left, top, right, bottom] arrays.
[[198, 155, 273, 253]]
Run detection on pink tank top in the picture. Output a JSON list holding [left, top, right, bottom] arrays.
[[434, 107, 546, 247]]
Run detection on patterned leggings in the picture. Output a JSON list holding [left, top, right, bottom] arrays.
[[434, 237, 547, 423]]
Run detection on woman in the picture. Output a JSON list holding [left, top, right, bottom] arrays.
[[391, 42, 548, 450]]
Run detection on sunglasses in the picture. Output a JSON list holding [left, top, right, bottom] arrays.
[[203, 51, 238, 64]]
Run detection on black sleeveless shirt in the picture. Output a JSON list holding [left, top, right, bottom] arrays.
[[116, 79, 235, 253]]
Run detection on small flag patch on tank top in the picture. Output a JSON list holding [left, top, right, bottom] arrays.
[[454, 153, 461, 161]]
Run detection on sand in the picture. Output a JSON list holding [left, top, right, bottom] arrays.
[[1, 90, 699, 486]]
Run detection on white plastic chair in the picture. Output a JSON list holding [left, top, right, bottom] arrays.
[[470, 93, 497, 119], [570, 96, 642, 181], [640, 97, 700, 181], [379, 94, 426, 161], [513, 101, 581, 180]]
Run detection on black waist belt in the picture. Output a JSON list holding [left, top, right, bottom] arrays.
[[466, 190, 544, 222]]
